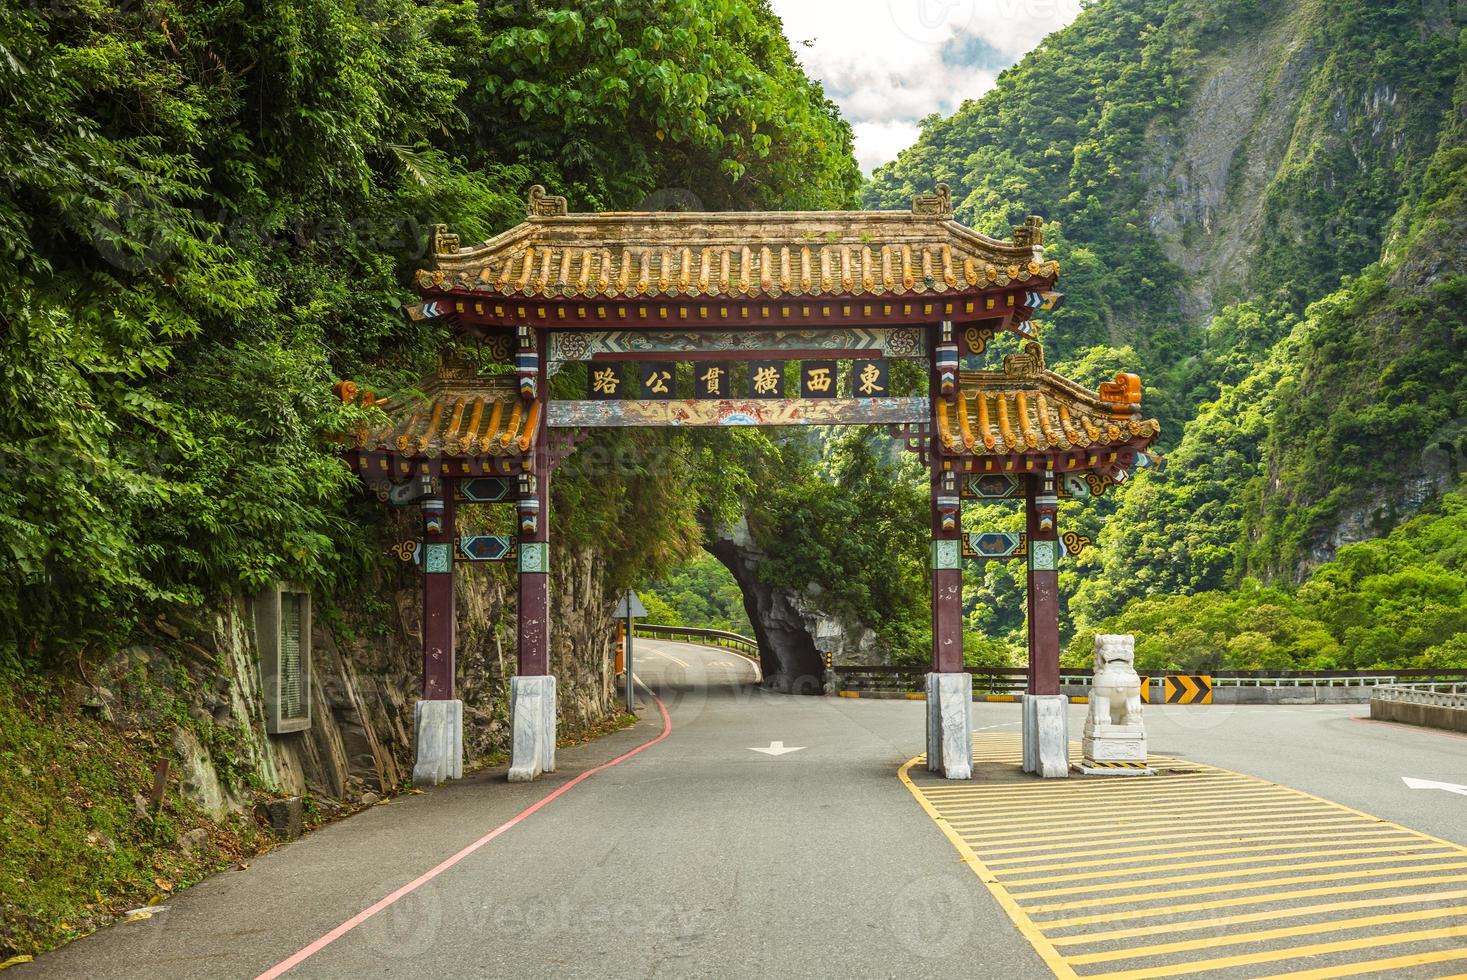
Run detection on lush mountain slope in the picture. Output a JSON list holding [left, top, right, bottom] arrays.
[[865, 0, 1467, 632]]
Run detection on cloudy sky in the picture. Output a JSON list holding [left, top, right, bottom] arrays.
[[769, 0, 1083, 173]]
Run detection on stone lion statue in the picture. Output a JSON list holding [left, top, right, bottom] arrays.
[[1088, 634, 1143, 729]]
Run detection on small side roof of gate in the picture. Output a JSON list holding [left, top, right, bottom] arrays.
[[936, 343, 1160, 462], [415, 184, 1059, 302]]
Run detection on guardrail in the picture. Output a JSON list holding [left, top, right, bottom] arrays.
[[633, 624, 761, 663], [835, 666, 1036, 697], [1214, 670, 1467, 688], [1370, 683, 1467, 733], [1371, 684, 1467, 706], [831, 666, 1467, 698]]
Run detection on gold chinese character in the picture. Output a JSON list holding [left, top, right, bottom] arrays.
[[857, 363, 885, 395], [644, 369, 671, 394], [699, 366, 724, 394], [752, 366, 780, 394], [592, 367, 620, 394], [805, 367, 832, 393]]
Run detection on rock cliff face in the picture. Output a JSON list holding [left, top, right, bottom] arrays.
[[89, 541, 619, 815], [707, 518, 880, 693]]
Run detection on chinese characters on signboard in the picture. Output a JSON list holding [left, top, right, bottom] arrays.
[[586, 359, 889, 400]]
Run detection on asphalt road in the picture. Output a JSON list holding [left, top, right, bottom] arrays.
[[19, 642, 1467, 979]]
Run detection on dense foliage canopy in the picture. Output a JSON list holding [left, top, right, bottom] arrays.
[[0, 0, 858, 667]]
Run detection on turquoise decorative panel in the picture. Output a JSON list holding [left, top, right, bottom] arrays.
[[518, 541, 549, 574], [424, 542, 452, 574], [931, 539, 962, 571], [1030, 540, 1058, 572]]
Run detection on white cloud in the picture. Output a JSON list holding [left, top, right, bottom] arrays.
[[771, 0, 1082, 172], [851, 120, 924, 174]]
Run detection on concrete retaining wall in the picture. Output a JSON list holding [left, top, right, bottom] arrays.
[[1214, 686, 1372, 705], [1371, 698, 1467, 733]]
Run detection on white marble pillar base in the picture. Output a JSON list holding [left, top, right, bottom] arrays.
[[412, 699, 464, 787], [1022, 694, 1069, 778], [509, 676, 557, 783], [926, 672, 973, 780]]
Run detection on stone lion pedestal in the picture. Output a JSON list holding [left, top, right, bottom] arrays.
[[1078, 634, 1154, 776]]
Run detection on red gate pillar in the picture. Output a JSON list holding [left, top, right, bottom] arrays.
[[413, 481, 463, 786], [1025, 469, 1061, 696], [422, 485, 457, 699], [516, 456, 551, 676], [929, 457, 964, 674], [926, 320, 972, 780], [510, 326, 556, 782]]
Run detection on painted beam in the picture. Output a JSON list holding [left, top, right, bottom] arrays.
[[547, 327, 927, 362], [547, 397, 927, 427]]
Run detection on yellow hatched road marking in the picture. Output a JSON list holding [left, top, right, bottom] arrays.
[[978, 815, 1379, 849], [988, 828, 1419, 865], [1083, 924, 1467, 980], [947, 800, 1340, 831], [1023, 860, 1467, 912], [1039, 873, 1467, 928], [1254, 947, 1467, 979], [1011, 850, 1464, 899], [935, 786, 1290, 814], [994, 835, 1427, 877], [1047, 887, 1467, 944], [901, 733, 1467, 979], [921, 772, 1243, 797], [1068, 905, 1467, 964]]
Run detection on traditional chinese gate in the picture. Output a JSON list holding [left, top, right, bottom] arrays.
[[339, 185, 1159, 784]]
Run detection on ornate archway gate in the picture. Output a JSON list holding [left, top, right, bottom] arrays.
[[340, 185, 1159, 785]]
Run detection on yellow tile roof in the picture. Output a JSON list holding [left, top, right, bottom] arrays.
[[415, 185, 1058, 302], [937, 344, 1160, 458], [348, 374, 538, 460]]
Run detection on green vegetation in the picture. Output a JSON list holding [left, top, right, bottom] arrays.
[[0, 0, 859, 666], [644, 553, 753, 636], [860, 0, 1467, 658], [0, 0, 856, 958], [1070, 485, 1467, 672], [0, 682, 266, 957]]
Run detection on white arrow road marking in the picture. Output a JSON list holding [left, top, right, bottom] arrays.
[[1402, 777, 1467, 797], [749, 740, 805, 757]]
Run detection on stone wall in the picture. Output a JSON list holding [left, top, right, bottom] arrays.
[[82, 539, 620, 815]]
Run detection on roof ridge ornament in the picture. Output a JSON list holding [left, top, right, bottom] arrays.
[[431, 223, 460, 255], [527, 184, 569, 218], [1013, 215, 1045, 249], [912, 183, 954, 219]]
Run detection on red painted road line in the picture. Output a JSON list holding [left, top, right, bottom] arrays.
[[255, 690, 673, 980]]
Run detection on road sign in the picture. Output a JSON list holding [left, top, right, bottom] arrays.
[[1164, 674, 1213, 704], [613, 591, 648, 619], [615, 590, 647, 715]]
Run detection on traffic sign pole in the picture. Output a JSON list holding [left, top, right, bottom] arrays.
[[624, 595, 635, 714]]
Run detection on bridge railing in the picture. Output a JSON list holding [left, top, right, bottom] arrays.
[[632, 624, 761, 663], [829, 666, 1467, 697], [834, 666, 1041, 697], [1211, 669, 1467, 688], [1371, 684, 1467, 706]]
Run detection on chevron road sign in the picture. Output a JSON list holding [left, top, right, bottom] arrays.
[[1164, 674, 1213, 705]]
